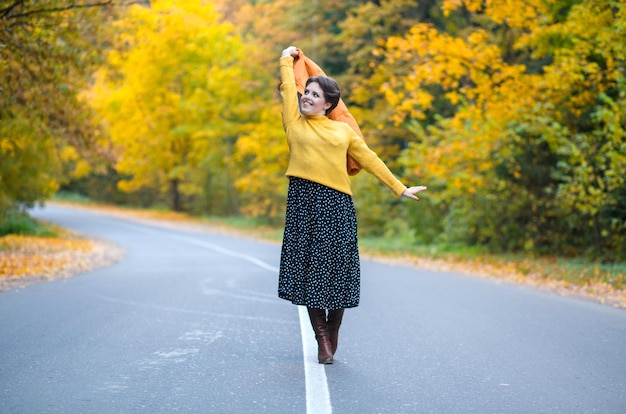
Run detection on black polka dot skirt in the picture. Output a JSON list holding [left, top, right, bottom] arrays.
[[278, 177, 360, 310]]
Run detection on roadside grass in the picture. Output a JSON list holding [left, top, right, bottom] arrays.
[[359, 236, 626, 290], [0, 209, 57, 237], [17, 192, 624, 306]]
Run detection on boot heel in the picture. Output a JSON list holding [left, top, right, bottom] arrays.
[[307, 307, 334, 364], [327, 308, 345, 355]]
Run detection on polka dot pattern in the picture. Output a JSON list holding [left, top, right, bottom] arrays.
[[278, 177, 360, 309]]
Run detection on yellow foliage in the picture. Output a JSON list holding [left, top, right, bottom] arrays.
[[232, 106, 289, 219], [382, 0, 626, 255], [60, 146, 79, 162], [381, 22, 532, 195], [86, 0, 270, 212], [442, 0, 550, 29], [72, 160, 92, 179]]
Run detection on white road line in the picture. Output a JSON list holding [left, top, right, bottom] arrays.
[[172, 235, 277, 272], [298, 305, 333, 414], [172, 235, 333, 414]]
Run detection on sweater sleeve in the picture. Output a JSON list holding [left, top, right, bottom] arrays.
[[347, 133, 407, 197], [279, 56, 300, 129]]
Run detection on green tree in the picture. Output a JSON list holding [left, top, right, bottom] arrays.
[[0, 0, 130, 218], [377, 0, 626, 258]]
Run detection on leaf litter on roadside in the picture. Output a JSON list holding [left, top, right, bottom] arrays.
[[0, 234, 124, 291]]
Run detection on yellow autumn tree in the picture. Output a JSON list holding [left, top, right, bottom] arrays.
[[231, 106, 289, 221], [217, 0, 298, 71], [85, 0, 269, 213]]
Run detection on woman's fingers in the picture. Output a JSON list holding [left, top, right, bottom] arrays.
[[403, 185, 427, 201], [281, 46, 298, 57]]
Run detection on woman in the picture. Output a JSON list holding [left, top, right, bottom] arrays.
[[278, 46, 426, 364]]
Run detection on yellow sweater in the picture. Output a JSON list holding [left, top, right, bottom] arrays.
[[279, 55, 407, 197]]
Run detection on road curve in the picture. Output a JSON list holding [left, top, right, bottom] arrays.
[[0, 204, 624, 413]]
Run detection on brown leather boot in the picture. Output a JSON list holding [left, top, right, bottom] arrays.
[[327, 308, 345, 355], [307, 307, 334, 364]]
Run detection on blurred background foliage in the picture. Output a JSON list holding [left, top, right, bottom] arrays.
[[1, 0, 624, 261]]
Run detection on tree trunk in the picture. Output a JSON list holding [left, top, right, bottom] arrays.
[[170, 178, 182, 212]]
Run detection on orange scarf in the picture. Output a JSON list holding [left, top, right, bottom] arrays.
[[282, 48, 363, 176]]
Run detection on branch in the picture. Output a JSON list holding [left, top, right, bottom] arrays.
[[0, 1, 24, 19], [3, 1, 144, 20]]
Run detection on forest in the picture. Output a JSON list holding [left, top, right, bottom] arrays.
[[1, 0, 625, 261]]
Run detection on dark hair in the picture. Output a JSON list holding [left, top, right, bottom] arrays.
[[306, 76, 340, 115]]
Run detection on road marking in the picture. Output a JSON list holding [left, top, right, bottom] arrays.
[[172, 235, 333, 414], [172, 235, 277, 272], [298, 305, 333, 414]]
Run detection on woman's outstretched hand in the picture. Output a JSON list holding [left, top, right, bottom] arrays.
[[281, 46, 299, 58], [402, 186, 427, 201]]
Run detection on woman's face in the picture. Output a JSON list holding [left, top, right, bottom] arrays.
[[301, 82, 332, 116]]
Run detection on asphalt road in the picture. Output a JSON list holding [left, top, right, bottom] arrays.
[[1, 204, 625, 413]]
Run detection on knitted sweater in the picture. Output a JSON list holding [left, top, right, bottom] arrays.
[[279, 55, 407, 197], [289, 48, 363, 176]]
